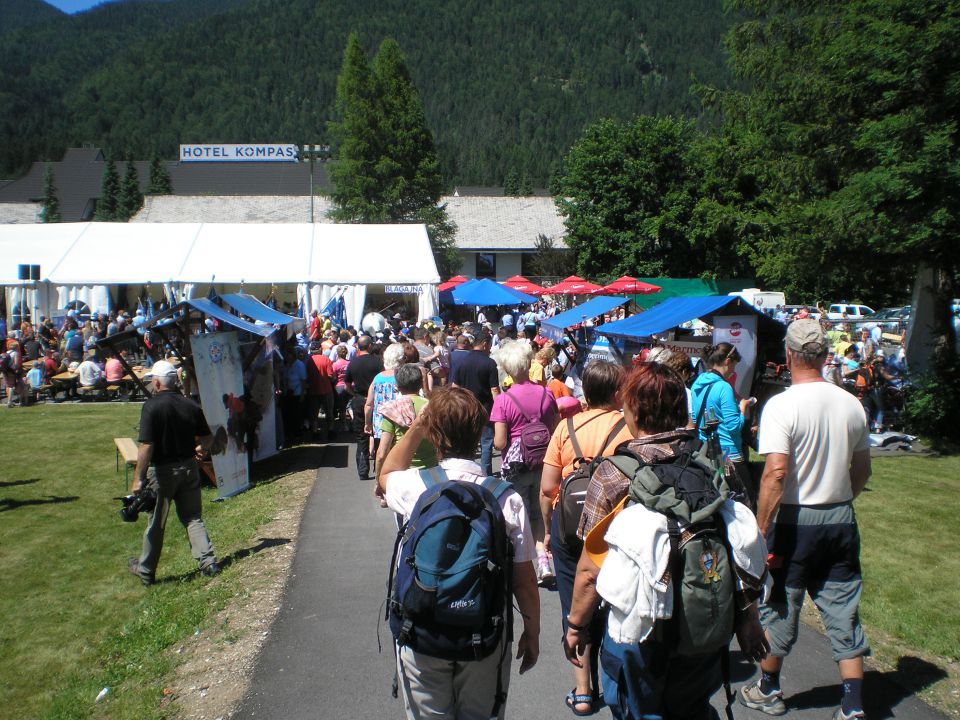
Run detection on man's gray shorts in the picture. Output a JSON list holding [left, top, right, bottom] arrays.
[[760, 502, 869, 662]]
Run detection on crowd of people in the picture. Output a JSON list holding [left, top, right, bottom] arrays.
[[2, 298, 876, 720], [279, 309, 870, 720]]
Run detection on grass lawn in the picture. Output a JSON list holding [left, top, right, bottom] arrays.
[[0, 403, 299, 719], [858, 454, 960, 663], [1, 405, 958, 718]]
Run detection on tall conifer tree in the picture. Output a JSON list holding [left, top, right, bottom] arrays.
[[328, 34, 459, 275], [40, 163, 61, 223], [118, 160, 143, 220], [94, 156, 120, 221], [147, 156, 173, 195]]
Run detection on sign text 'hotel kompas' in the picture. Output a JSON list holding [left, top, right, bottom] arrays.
[[179, 144, 299, 163]]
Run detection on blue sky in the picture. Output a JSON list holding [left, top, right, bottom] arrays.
[[45, 1, 114, 13]]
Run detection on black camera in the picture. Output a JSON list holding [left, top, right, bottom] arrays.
[[118, 488, 157, 522]]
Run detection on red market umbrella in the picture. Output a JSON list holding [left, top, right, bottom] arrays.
[[594, 276, 661, 296], [438, 275, 470, 292], [547, 275, 603, 295], [502, 275, 549, 296]]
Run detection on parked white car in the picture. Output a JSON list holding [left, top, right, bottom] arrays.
[[826, 303, 875, 321]]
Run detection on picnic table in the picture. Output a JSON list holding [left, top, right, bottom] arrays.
[[50, 371, 79, 400]]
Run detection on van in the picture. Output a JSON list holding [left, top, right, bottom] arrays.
[[728, 288, 787, 317], [826, 303, 875, 321]]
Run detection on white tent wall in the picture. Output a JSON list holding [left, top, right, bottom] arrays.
[[0, 222, 439, 326], [419, 284, 439, 320], [56, 284, 112, 314], [5, 283, 57, 324]]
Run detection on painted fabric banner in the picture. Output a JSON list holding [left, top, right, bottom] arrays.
[[712, 315, 758, 398], [248, 336, 280, 462], [193, 332, 251, 498]]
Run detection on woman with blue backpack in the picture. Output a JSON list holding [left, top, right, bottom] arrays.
[[379, 386, 540, 719]]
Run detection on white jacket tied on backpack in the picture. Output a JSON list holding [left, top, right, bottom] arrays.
[[596, 499, 769, 645]]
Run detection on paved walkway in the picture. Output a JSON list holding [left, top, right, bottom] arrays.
[[237, 438, 946, 720]]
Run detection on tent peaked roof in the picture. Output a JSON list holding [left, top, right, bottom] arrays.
[[549, 275, 603, 295], [502, 275, 548, 296], [595, 276, 661, 296], [446, 278, 536, 306]]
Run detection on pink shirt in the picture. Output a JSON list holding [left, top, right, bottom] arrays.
[[489, 381, 558, 441], [105, 358, 124, 383], [332, 358, 350, 389]]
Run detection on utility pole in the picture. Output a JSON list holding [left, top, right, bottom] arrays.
[[301, 144, 316, 223]]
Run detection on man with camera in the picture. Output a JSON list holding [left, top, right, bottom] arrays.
[[127, 360, 220, 586]]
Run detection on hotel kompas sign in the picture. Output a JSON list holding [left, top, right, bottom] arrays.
[[179, 144, 300, 163]]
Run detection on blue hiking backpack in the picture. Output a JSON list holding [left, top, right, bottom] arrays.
[[386, 467, 515, 715], [387, 467, 514, 662]]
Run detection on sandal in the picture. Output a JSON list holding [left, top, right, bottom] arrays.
[[565, 688, 594, 716]]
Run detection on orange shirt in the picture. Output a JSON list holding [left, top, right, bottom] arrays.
[[547, 378, 571, 400], [543, 408, 634, 478]]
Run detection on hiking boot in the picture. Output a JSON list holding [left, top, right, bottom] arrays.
[[200, 562, 221, 578], [832, 708, 866, 720], [127, 557, 155, 586], [739, 679, 786, 716]]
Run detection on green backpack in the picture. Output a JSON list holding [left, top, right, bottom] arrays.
[[607, 444, 736, 657]]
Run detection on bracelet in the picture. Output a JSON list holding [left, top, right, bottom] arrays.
[[566, 616, 590, 632]]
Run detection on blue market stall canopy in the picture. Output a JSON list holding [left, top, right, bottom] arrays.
[[540, 296, 629, 342], [185, 298, 277, 337], [596, 295, 786, 341], [443, 278, 537, 306], [219, 293, 303, 328]]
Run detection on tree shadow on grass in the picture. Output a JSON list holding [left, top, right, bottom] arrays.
[[0, 478, 40, 488], [784, 656, 947, 718], [0, 495, 79, 512], [157, 537, 292, 585]]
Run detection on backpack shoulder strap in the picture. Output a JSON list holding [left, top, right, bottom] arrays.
[[567, 416, 586, 463], [695, 379, 716, 429], [418, 466, 448, 489], [502, 390, 533, 423], [599, 418, 627, 455], [481, 475, 513, 501]]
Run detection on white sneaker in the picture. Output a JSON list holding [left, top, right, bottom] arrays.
[[739, 680, 786, 716], [833, 708, 866, 720]]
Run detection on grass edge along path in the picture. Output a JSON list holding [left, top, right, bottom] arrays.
[[0, 404, 314, 720]]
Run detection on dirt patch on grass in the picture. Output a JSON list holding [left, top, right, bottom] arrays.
[[161, 464, 316, 720]]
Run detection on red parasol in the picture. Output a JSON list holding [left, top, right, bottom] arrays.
[[594, 276, 661, 296], [438, 275, 470, 292], [547, 275, 604, 295], [502, 275, 549, 296]]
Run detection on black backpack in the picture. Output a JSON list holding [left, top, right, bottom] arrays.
[[556, 414, 626, 549]]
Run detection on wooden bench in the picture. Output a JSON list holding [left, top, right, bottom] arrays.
[[114, 438, 139, 489]]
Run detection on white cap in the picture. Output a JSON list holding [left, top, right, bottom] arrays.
[[144, 360, 177, 379]]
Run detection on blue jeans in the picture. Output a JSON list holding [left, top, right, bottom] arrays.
[[479, 423, 494, 477], [600, 635, 721, 720]]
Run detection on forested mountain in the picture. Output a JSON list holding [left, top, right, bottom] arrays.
[[0, 0, 64, 36], [0, 0, 735, 185]]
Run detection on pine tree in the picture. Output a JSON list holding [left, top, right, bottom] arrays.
[[94, 157, 120, 221], [517, 174, 533, 196], [147, 156, 173, 195], [118, 160, 143, 220], [327, 33, 383, 222], [40, 162, 61, 223], [503, 169, 520, 196], [328, 35, 458, 275]]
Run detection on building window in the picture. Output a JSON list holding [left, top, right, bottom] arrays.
[[476, 253, 496, 278]]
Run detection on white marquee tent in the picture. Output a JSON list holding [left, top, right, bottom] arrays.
[[0, 222, 440, 328]]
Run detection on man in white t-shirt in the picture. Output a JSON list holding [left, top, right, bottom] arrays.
[[740, 319, 871, 720], [380, 386, 539, 720]]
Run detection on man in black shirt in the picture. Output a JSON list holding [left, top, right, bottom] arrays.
[[344, 335, 384, 479], [450, 330, 500, 475], [127, 360, 219, 585]]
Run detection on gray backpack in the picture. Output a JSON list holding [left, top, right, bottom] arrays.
[[607, 445, 736, 657]]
